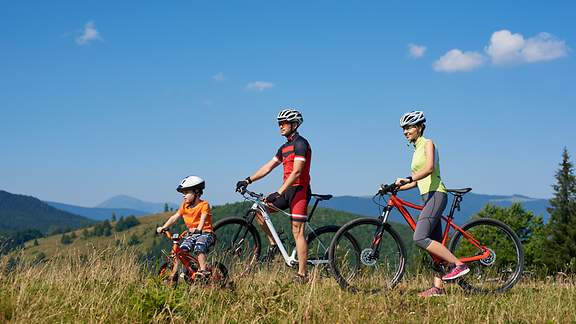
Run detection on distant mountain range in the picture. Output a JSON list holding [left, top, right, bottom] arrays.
[[322, 191, 550, 224], [79, 191, 550, 225], [50, 192, 549, 225], [44, 195, 179, 221], [1, 187, 550, 239], [96, 195, 179, 214], [0, 190, 94, 234], [45, 201, 150, 221]]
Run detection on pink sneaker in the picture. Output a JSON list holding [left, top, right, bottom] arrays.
[[418, 286, 445, 298], [442, 264, 470, 281]]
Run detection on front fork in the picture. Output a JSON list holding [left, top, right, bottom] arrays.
[[369, 206, 393, 258]]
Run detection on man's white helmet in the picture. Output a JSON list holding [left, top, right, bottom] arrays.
[[277, 108, 303, 127], [177, 175, 205, 193], [400, 111, 426, 127]]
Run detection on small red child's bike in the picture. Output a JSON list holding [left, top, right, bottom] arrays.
[[328, 183, 524, 294], [157, 228, 228, 286]]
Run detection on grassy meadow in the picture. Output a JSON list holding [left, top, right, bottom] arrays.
[[1, 246, 575, 323]]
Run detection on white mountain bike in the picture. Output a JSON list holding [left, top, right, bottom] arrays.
[[211, 188, 360, 277]]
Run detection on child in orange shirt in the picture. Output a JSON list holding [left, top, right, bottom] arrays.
[[157, 175, 214, 275]]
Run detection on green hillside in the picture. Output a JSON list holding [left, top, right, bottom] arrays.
[[21, 201, 415, 263], [0, 190, 94, 234]]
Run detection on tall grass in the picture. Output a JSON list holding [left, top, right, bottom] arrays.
[[1, 247, 575, 323]]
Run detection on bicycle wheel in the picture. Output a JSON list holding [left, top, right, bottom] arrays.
[[212, 217, 261, 276], [306, 225, 360, 276], [449, 218, 524, 293], [329, 218, 406, 293]]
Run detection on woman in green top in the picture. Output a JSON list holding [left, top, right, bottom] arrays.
[[394, 111, 469, 297]]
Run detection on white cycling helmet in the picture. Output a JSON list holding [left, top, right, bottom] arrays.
[[277, 108, 303, 127], [400, 111, 426, 127], [177, 175, 205, 193]]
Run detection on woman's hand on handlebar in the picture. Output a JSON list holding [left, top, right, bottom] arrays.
[[394, 177, 411, 187]]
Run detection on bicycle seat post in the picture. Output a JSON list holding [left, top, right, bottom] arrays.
[[308, 198, 321, 222], [447, 195, 463, 218]]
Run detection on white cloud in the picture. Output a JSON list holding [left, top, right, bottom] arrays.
[[486, 30, 568, 64], [522, 32, 568, 62], [246, 81, 274, 92], [212, 72, 226, 81], [76, 21, 101, 46], [485, 30, 524, 64], [408, 43, 427, 58], [433, 49, 485, 72]]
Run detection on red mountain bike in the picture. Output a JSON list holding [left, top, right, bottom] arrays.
[[157, 228, 228, 286], [328, 183, 524, 294]]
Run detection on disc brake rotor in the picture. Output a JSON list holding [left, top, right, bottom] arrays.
[[479, 248, 496, 266], [360, 248, 377, 266]]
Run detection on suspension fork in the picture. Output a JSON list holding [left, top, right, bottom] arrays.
[[370, 206, 393, 256]]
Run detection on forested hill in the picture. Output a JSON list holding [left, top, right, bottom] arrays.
[[0, 190, 94, 234]]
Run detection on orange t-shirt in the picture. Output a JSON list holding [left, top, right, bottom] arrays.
[[178, 200, 213, 232]]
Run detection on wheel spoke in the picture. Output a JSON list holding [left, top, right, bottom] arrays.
[[329, 219, 405, 293], [212, 217, 260, 277], [450, 219, 524, 293]]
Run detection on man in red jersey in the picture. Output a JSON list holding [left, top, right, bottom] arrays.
[[236, 108, 312, 282]]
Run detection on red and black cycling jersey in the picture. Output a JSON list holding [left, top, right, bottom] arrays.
[[273, 132, 311, 187]]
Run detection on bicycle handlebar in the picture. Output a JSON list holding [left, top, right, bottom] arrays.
[[377, 183, 400, 196], [237, 187, 265, 200]]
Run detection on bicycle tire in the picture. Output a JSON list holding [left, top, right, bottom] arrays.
[[329, 218, 406, 293], [212, 217, 261, 277], [305, 225, 360, 275], [448, 218, 524, 293]]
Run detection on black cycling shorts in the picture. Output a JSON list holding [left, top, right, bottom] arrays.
[[270, 185, 312, 222]]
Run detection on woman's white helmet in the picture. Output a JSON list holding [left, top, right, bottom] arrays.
[[177, 175, 205, 193], [400, 111, 426, 127], [277, 108, 303, 127]]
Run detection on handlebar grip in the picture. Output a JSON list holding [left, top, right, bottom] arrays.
[[378, 183, 398, 195]]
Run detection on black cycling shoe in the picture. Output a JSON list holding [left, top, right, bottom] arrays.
[[194, 270, 211, 282], [293, 273, 309, 284]]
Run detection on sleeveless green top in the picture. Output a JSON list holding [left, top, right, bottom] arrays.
[[411, 136, 446, 195]]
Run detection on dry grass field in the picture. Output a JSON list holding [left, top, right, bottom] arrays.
[[1, 246, 575, 323]]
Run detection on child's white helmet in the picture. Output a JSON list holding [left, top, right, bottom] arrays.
[[177, 175, 205, 193]]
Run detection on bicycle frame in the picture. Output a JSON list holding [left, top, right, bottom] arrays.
[[380, 194, 491, 263], [242, 194, 328, 267], [161, 230, 200, 279]]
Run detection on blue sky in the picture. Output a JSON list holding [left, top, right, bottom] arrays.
[[1, 0, 575, 207]]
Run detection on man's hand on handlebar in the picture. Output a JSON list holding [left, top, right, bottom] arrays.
[[236, 177, 252, 193], [156, 226, 167, 234]]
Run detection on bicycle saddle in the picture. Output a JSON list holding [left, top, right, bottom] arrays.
[[311, 193, 333, 201], [446, 188, 472, 195]]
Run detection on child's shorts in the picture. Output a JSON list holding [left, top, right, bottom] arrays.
[[180, 232, 215, 254]]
